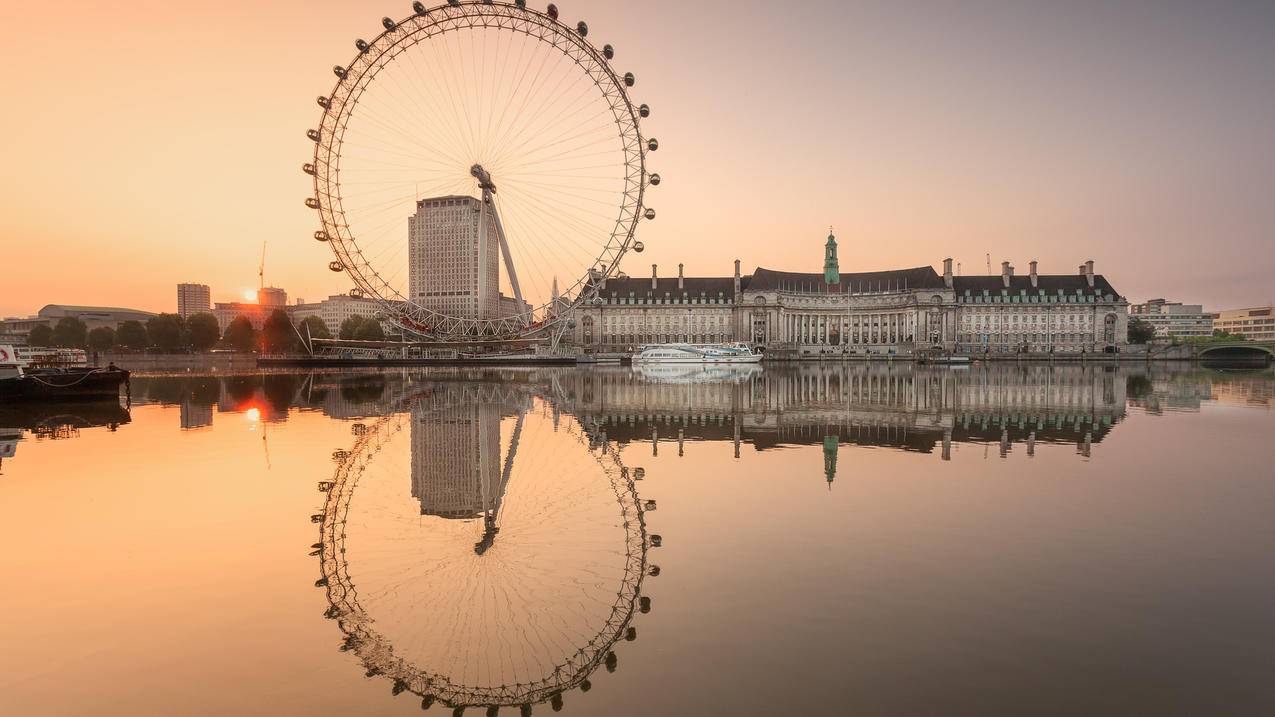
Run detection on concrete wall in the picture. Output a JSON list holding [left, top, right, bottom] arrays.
[[98, 352, 257, 372]]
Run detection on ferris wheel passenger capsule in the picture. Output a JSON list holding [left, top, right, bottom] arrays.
[[649, 172, 660, 185], [515, 0, 526, 7], [412, 1, 428, 14], [546, 4, 559, 20], [316, 96, 330, 109], [623, 72, 635, 87], [329, 260, 344, 272], [638, 103, 650, 118], [306, 129, 321, 142], [314, 230, 329, 242], [333, 65, 347, 79], [647, 138, 658, 151], [302, 163, 316, 175], [577, 21, 588, 36], [644, 208, 656, 220], [603, 44, 614, 59], [305, 197, 320, 209], [381, 17, 397, 31], [355, 39, 369, 52], [632, 240, 645, 252]]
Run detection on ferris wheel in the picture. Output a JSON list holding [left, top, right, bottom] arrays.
[[314, 383, 655, 711], [305, 1, 658, 340]]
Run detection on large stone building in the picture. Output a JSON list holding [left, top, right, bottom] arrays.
[[288, 294, 387, 335], [409, 195, 501, 320], [570, 234, 1128, 355], [0, 305, 156, 336], [1129, 298, 1213, 338]]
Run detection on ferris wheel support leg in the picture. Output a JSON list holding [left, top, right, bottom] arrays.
[[486, 191, 527, 325]]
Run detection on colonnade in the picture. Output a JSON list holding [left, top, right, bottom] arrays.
[[780, 311, 919, 346]]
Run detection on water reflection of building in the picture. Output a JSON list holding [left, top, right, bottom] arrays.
[[180, 400, 213, 430], [408, 385, 531, 519], [565, 365, 1129, 472]]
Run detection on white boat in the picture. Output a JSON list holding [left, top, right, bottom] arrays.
[[631, 342, 762, 364]]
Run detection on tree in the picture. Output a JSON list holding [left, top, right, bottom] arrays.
[[1126, 317, 1155, 344], [262, 309, 299, 353], [353, 318, 386, 341], [27, 324, 53, 347], [146, 313, 186, 352], [186, 313, 221, 351], [88, 326, 116, 352], [300, 315, 332, 340], [223, 315, 257, 352], [339, 315, 365, 340], [116, 320, 149, 350], [51, 316, 89, 348]]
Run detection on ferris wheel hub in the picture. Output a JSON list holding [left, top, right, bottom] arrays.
[[470, 164, 496, 192]]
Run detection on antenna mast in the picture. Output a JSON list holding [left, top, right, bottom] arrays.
[[985, 253, 991, 275]]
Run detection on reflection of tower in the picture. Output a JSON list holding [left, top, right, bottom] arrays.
[[180, 399, 213, 430], [410, 401, 505, 519], [822, 435, 838, 488]]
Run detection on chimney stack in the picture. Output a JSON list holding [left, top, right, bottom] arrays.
[[733, 259, 741, 296], [678, 263, 684, 290], [1029, 259, 1038, 288], [942, 257, 953, 288], [651, 263, 658, 290], [1001, 261, 1012, 288], [1084, 259, 1095, 288]]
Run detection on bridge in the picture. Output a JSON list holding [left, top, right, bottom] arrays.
[[1195, 341, 1274, 362]]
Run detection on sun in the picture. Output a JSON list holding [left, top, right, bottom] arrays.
[[242, 289, 257, 302]]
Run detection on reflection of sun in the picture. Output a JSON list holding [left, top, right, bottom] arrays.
[[245, 407, 260, 422], [242, 289, 257, 302]]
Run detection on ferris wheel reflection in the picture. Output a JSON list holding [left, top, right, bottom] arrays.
[[313, 380, 657, 714]]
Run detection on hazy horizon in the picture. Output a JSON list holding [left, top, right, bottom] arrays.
[[3, 0, 1273, 318]]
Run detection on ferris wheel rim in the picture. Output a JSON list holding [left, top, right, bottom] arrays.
[[308, 1, 650, 340], [315, 392, 649, 708]]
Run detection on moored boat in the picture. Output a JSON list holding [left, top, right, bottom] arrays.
[[631, 342, 762, 364], [0, 345, 130, 401]]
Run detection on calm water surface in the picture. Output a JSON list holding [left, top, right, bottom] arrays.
[[2, 363, 1274, 716]]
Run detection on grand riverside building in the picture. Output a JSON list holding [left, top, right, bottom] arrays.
[[569, 233, 1129, 355]]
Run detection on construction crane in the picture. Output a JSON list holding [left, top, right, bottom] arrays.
[[259, 241, 267, 290]]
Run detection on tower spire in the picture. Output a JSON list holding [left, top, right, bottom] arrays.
[[823, 228, 840, 285]]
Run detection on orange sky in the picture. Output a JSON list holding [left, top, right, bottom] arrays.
[[2, 0, 1273, 318]]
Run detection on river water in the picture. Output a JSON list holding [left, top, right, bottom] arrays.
[[2, 363, 1273, 716]]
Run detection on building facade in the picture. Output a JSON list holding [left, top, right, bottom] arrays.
[[409, 195, 501, 320], [288, 294, 388, 335], [0, 305, 157, 336], [176, 283, 211, 318], [1129, 298, 1212, 338], [570, 237, 1128, 355], [1212, 306, 1275, 341]]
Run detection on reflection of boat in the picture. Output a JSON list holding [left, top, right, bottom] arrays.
[[0, 401, 132, 433], [632, 342, 761, 364], [1, 345, 129, 401], [635, 363, 763, 384]]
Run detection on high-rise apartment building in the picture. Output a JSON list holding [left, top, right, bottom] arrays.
[[177, 283, 211, 318], [408, 195, 500, 320]]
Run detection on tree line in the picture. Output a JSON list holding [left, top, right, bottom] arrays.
[[25, 310, 387, 353]]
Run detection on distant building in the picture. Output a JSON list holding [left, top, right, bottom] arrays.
[[177, 283, 211, 318], [212, 302, 271, 332], [1212, 306, 1275, 341], [1129, 299, 1213, 338], [288, 294, 386, 336], [0, 305, 157, 337], [257, 287, 287, 307], [409, 195, 500, 320]]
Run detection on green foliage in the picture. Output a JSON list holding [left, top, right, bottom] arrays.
[[353, 318, 386, 342], [87, 326, 116, 352], [223, 315, 257, 352], [338, 315, 365, 340], [51, 317, 89, 348], [146, 313, 187, 352], [262, 309, 298, 353], [27, 324, 54, 347], [186, 313, 221, 351], [1126, 317, 1156, 345], [115, 320, 149, 350], [300, 315, 332, 340]]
